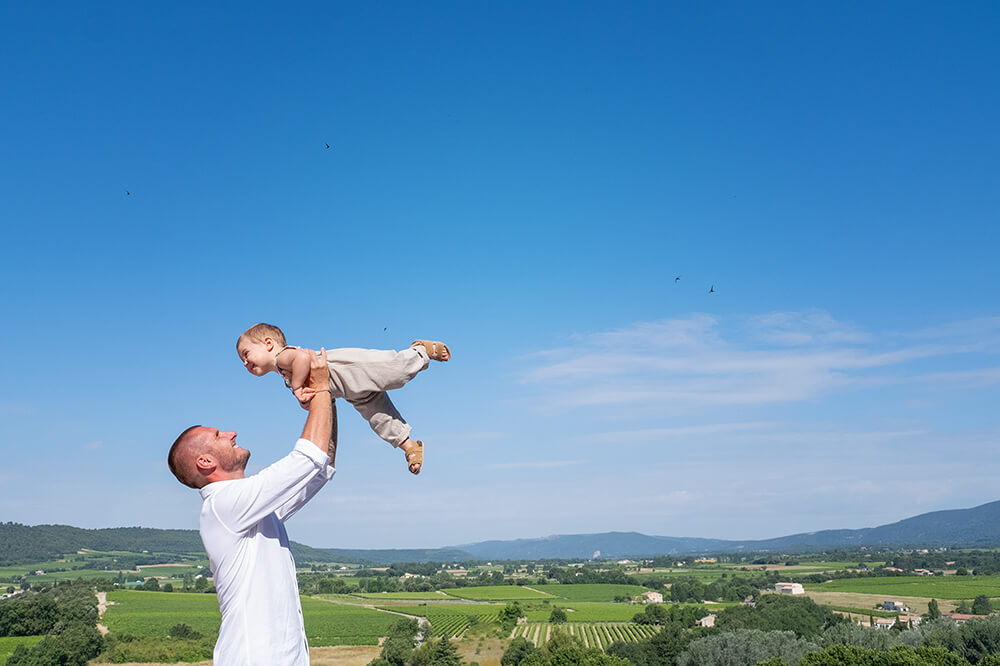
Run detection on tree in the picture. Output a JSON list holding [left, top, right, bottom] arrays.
[[677, 629, 817, 666], [169, 623, 203, 639], [972, 595, 993, 615], [429, 637, 462, 666], [550, 608, 567, 624], [926, 599, 941, 620], [716, 594, 840, 639], [502, 637, 538, 666], [194, 576, 209, 592], [5, 586, 13, 594], [376, 619, 421, 666], [957, 600, 972, 614], [140, 577, 160, 591], [818, 623, 900, 651], [499, 602, 525, 632]]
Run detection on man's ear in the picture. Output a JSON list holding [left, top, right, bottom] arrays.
[[195, 454, 216, 475]]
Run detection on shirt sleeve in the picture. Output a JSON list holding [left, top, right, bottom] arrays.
[[275, 455, 336, 522], [211, 439, 334, 533]]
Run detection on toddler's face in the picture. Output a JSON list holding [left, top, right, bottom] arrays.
[[237, 338, 275, 376]]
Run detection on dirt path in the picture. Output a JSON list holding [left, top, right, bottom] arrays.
[[95, 590, 113, 635]]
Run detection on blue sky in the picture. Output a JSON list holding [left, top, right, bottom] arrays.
[[1, 2, 998, 550]]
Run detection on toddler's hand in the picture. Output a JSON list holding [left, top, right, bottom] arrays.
[[294, 386, 316, 409]]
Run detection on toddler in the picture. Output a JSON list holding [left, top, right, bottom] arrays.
[[237, 323, 450, 474]]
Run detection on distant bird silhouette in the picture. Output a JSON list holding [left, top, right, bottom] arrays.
[[709, 285, 715, 293], [674, 276, 680, 283], [383, 327, 388, 332], [325, 143, 331, 149], [126, 191, 130, 196]]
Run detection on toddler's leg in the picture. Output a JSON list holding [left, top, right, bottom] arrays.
[[349, 392, 423, 474], [325, 347, 430, 397]]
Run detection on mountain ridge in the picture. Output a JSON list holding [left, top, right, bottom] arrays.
[[4, 499, 1000, 564]]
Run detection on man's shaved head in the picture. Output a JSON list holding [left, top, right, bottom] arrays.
[[168, 425, 207, 488]]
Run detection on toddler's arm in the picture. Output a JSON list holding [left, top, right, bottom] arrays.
[[276, 347, 316, 393]]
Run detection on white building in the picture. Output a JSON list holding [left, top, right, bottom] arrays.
[[641, 591, 664, 604], [696, 614, 716, 627], [774, 582, 804, 595]]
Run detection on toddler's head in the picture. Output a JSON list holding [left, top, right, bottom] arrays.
[[237, 323, 287, 376]]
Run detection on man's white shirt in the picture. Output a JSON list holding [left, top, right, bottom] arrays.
[[199, 439, 334, 666]]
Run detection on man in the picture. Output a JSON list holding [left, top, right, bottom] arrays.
[[167, 348, 336, 665]]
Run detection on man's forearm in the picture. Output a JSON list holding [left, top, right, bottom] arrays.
[[301, 391, 333, 459]]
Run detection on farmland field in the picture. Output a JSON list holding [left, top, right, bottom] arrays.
[[444, 585, 557, 601], [103, 591, 398, 646], [382, 604, 502, 637], [355, 591, 452, 600], [524, 602, 649, 622], [102, 590, 222, 638], [301, 597, 401, 645], [543, 584, 650, 602], [809, 575, 1000, 599], [0, 636, 44, 663]]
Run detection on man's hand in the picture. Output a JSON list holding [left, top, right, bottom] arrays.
[[307, 348, 331, 392]]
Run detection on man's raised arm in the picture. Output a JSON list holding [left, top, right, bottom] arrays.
[[301, 347, 335, 465]]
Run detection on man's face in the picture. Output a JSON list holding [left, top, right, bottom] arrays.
[[237, 338, 276, 376], [203, 427, 250, 473]]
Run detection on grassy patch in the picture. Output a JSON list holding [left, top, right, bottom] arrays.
[[0, 636, 44, 663], [544, 584, 650, 602], [301, 597, 400, 645], [102, 590, 222, 639], [445, 586, 556, 601], [809, 575, 1000, 599], [355, 591, 452, 600]]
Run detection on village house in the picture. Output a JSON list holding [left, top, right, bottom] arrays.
[[873, 617, 896, 630], [640, 591, 664, 604], [882, 601, 909, 612], [695, 614, 716, 627], [943, 613, 993, 625], [774, 582, 804, 595]]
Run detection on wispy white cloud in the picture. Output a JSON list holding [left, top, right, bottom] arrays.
[[746, 310, 870, 346], [518, 311, 1000, 411]]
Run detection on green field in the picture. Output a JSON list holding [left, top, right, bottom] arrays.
[[104, 591, 398, 647], [0, 636, 44, 662], [301, 597, 401, 645], [511, 622, 664, 650], [383, 604, 503, 637], [544, 584, 650, 602], [102, 590, 222, 639], [525, 602, 650, 622], [356, 591, 452, 600], [444, 585, 557, 601], [809, 575, 1000, 599]]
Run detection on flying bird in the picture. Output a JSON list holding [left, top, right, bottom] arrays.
[[674, 276, 680, 283], [126, 191, 130, 196], [325, 143, 331, 149], [709, 285, 715, 293]]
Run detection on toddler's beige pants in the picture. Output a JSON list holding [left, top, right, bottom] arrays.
[[322, 345, 430, 447]]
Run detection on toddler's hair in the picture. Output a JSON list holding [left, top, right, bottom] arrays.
[[238, 322, 287, 348]]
